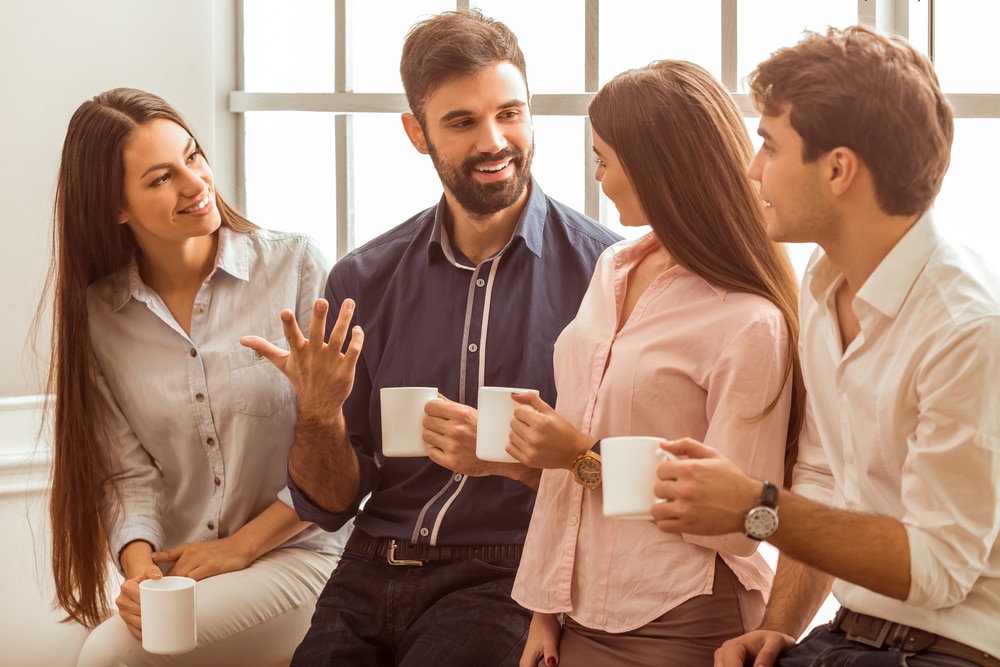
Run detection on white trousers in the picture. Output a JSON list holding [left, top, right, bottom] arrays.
[[76, 548, 337, 667]]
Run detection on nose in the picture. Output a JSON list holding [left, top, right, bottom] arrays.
[[476, 119, 507, 155], [180, 161, 212, 195], [746, 148, 763, 182]]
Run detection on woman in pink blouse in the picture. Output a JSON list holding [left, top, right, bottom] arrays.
[[507, 61, 804, 666]]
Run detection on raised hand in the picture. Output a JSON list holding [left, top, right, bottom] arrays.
[[240, 298, 363, 418]]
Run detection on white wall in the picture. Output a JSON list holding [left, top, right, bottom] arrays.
[[0, 2, 236, 664], [0, 0, 238, 398]]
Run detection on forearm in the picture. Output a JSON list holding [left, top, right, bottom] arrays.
[[288, 408, 362, 513], [759, 554, 834, 638], [227, 500, 313, 563], [499, 463, 542, 490], [119, 540, 156, 579], [771, 489, 911, 600]]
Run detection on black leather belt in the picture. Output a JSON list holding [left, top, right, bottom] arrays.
[[345, 527, 523, 566], [834, 607, 999, 666]]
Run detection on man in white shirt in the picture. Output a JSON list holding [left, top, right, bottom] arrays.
[[651, 25, 1000, 667]]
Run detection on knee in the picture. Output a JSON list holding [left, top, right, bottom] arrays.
[[76, 616, 144, 667]]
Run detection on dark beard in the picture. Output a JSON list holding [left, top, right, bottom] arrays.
[[427, 142, 535, 217]]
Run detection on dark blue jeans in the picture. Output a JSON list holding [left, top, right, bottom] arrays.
[[290, 550, 530, 667], [777, 625, 979, 667]]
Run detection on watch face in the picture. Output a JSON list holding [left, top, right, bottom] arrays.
[[576, 458, 601, 484], [745, 506, 779, 540]]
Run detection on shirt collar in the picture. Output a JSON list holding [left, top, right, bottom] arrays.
[[428, 177, 546, 264], [805, 210, 940, 319], [110, 226, 245, 312], [611, 231, 728, 300]]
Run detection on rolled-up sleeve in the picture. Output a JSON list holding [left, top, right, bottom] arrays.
[[903, 319, 1000, 608]]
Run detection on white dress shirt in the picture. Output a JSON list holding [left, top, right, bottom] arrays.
[[87, 227, 350, 568], [792, 212, 1000, 657]]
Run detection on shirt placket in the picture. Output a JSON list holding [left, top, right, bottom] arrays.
[[188, 281, 224, 540]]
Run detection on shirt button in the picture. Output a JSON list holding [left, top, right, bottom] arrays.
[[189, 348, 197, 357], [214, 476, 221, 486], [454, 473, 463, 482], [207, 521, 215, 530], [476, 278, 485, 287], [195, 304, 205, 313], [206, 437, 215, 446], [419, 528, 429, 537], [468, 343, 478, 353], [195, 393, 205, 402], [569, 516, 579, 526], [254, 351, 263, 359]]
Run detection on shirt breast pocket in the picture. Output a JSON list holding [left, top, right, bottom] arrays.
[[228, 340, 295, 417]]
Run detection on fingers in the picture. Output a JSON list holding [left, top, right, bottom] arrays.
[[326, 298, 353, 348], [661, 437, 717, 459], [510, 391, 548, 412], [238, 335, 289, 364], [141, 564, 164, 581]]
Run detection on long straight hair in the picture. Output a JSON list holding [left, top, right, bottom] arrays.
[[44, 88, 256, 627], [589, 61, 804, 483]]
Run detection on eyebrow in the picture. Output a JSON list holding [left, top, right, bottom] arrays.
[[140, 137, 196, 179], [437, 99, 527, 124]]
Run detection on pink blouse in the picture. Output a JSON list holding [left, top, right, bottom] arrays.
[[511, 233, 792, 632]]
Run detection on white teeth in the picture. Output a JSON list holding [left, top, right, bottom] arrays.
[[477, 161, 510, 173], [181, 196, 210, 214]]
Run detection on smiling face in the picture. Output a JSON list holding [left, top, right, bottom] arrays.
[[118, 118, 221, 249], [405, 61, 534, 218], [592, 130, 647, 228], [747, 105, 834, 244]]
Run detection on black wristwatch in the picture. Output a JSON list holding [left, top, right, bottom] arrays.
[[744, 481, 779, 540], [571, 446, 602, 490]]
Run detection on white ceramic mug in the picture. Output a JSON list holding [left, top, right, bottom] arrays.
[[381, 387, 438, 457], [476, 386, 539, 462], [139, 576, 197, 655], [601, 436, 675, 520]]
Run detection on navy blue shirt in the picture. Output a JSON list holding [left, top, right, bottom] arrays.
[[289, 180, 620, 545]]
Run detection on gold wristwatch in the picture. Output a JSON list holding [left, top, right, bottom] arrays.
[[571, 446, 602, 490]]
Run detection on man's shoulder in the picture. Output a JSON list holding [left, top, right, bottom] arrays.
[[333, 206, 436, 272], [540, 195, 622, 247]]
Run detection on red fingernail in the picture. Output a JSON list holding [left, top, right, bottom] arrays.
[[547, 658, 556, 666]]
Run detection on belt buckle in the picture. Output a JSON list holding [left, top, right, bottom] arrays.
[[386, 539, 425, 566], [845, 617, 893, 648]]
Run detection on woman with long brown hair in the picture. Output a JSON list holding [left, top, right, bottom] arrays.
[[506, 61, 804, 666], [44, 87, 350, 666]]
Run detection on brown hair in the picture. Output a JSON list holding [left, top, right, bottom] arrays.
[[589, 61, 804, 484], [400, 9, 528, 125], [749, 25, 953, 217], [44, 88, 256, 627]]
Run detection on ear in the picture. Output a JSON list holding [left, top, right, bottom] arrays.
[[401, 112, 429, 155], [118, 210, 130, 225], [826, 147, 859, 196]]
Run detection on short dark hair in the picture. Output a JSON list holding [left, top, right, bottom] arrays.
[[749, 25, 953, 216], [399, 9, 528, 125]]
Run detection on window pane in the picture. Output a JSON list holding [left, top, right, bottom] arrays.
[[473, 0, 585, 93], [243, 0, 336, 92], [353, 1, 452, 93], [933, 0, 1000, 93], [737, 0, 857, 93], [600, 1, 721, 84], [529, 115, 587, 217], [352, 114, 442, 248], [244, 112, 338, 257], [935, 119, 1000, 262]]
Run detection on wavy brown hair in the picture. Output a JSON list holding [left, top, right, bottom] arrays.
[[399, 8, 528, 126], [43, 88, 256, 627], [749, 25, 953, 217], [589, 61, 804, 485]]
